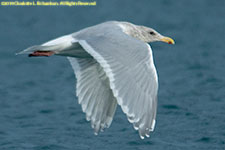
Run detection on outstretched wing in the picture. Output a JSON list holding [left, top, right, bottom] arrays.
[[76, 30, 158, 139], [18, 32, 118, 134], [68, 57, 117, 134]]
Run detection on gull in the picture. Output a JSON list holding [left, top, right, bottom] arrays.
[[18, 21, 174, 139]]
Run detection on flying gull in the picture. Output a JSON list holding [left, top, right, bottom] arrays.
[[18, 21, 174, 139]]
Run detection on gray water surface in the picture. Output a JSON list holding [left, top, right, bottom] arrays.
[[0, 0, 225, 149]]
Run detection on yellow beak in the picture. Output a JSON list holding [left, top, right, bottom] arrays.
[[160, 37, 175, 44]]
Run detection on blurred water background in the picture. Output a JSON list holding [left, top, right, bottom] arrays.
[[0, 0, 225, 149]]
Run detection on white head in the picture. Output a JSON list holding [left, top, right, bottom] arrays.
[[120, 22, 175, 44]]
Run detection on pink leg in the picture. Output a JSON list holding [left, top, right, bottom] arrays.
[[29, 51, 54, 57]]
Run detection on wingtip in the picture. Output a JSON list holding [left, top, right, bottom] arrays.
[[140, 135, 145, 139], [139, 131, 151, 139]]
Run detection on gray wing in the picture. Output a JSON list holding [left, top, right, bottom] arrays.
[[18, 32, 118, 134], [76, 29, 158, 139], [67, 57, 117, 134]]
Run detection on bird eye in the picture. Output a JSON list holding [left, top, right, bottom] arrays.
[[149, 31, 155, 35]]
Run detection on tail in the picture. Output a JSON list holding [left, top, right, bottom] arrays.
[[17, 41, 92, 58], [16, 42, 71, 57]]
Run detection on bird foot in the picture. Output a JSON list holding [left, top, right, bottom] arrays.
[[28, 51, 54, 57]]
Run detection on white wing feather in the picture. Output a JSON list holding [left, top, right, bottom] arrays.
[[67, 57, 117, 134], [78, 37, 158, 139]]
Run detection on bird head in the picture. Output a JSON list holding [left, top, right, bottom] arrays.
[[137, 26, 175, 44]]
